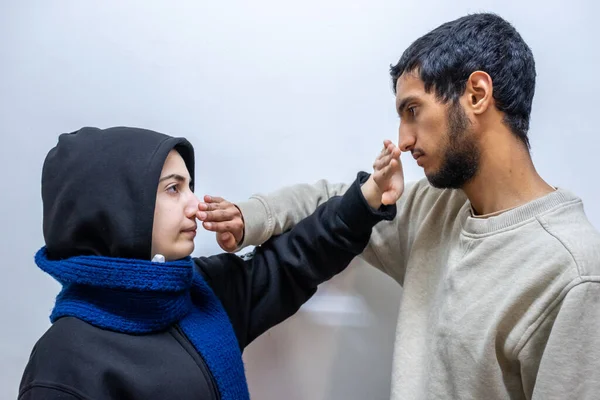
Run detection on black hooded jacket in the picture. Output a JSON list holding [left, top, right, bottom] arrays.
[[19, 127, 396, 400]]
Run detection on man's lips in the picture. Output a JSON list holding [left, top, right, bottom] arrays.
[[411, 150, 424, 160], [412, 150, 425, 166]]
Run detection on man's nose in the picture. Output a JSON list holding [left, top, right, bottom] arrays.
[[398, 123, 415, 153]]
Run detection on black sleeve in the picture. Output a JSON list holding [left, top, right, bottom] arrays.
[[19, 385, 83, 400], [194, 172, 396, 349]]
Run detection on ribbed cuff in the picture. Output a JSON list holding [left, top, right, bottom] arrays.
[[336, 172, 397, 230], [235, 197, 273, 250]]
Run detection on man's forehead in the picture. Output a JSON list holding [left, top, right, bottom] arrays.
[[395, 71, 426, 99], [395, 74, 428, 114]]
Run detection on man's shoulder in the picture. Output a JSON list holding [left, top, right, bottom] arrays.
[[538, 194, 600, 277]]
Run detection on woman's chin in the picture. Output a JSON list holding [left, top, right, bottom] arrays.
[[159, 242, 195, 262]]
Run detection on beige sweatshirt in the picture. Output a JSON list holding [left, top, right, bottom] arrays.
[[237, 176, 600, 400]]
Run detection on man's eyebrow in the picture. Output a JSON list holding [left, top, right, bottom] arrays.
[[159, 174, 188, 183], [396, 95, 418, 115]]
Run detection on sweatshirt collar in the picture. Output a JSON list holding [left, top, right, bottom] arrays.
[[461, 187, 580, 235]]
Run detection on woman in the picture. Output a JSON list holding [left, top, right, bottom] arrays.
[[19, 126, 396, 400]]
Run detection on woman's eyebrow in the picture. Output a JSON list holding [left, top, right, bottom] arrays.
[[158, 174, 187, 183]]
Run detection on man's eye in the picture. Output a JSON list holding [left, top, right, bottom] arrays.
[[408, 106, 417, 116]]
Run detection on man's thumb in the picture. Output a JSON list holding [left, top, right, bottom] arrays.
[[218, 232, 237, 252]]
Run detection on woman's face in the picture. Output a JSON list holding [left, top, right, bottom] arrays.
[[151, 150, 199, 261]]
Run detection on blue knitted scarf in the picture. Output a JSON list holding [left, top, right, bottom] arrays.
[[35, 246, 250, 400]]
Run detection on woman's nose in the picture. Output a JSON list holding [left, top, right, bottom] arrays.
[[185, 194, 200, 218]]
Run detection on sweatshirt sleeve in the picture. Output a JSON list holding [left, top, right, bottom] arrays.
[[520, 281, 600, 399], [194, 172, 396, 349], [235, 176, 431, 282], [236, 179, 350, 249]]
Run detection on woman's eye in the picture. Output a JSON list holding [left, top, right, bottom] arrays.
[[166, 185, 179, 194]]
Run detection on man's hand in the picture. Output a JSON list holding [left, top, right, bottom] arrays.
[[197, 196, 245, 252], [361, 140, 405, 209]]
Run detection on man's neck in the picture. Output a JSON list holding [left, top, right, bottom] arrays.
[[462, 136, 555, 216]]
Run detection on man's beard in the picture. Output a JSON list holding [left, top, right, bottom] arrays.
[[426, 101, 480, 189]]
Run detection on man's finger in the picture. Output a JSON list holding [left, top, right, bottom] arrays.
[[198, 202, 214, 211], [202, 221, 244, 234], [198, 202, 218, 212], [198, 208, 239, 222], [198, 200, 233, 212], [204, 195, 225, 203]]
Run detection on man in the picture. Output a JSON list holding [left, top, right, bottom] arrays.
[[198, 13, 600, 399]]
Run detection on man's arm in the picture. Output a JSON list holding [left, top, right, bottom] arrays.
[[194, 172, 396, 348], [235, 140, 403, 249], [199, 140, 418, 281], [236, 179, 350, 247], [519, 281, 600, 399]]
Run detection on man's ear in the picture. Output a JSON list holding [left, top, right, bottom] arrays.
[[464, 71, 494, 115]]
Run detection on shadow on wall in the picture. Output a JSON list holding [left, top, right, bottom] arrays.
[[243, 258, 402, 400]]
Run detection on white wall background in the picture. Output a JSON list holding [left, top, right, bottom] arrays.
[[1, 1, 598, 399]]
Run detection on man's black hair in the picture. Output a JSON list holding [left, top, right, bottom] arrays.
[[390, 13, 536, 148]]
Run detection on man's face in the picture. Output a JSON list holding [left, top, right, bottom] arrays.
[[395, 72, 480, 189], [151, 150, 199, 261]]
